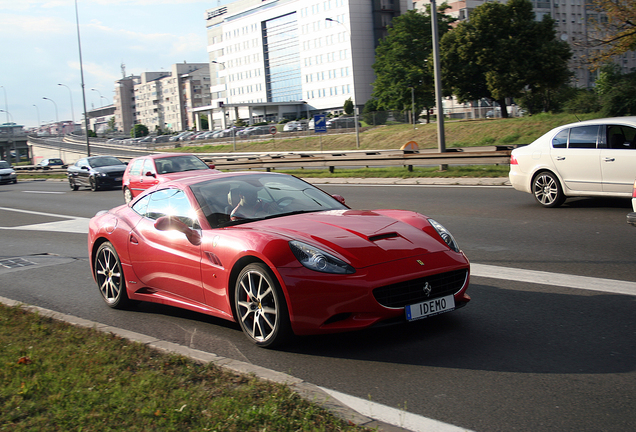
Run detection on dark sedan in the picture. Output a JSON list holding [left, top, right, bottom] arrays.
[[67, 156, 127, 191]]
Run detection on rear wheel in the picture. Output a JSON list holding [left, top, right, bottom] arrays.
[[234, 263, 291, 348], [123, 187, 133, 203], [533, 171, 565, 208], [94, 242, 131, 309], [69, 178, 79, 191]]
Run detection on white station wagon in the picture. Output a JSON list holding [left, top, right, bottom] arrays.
[[509, 117, 636, 207]]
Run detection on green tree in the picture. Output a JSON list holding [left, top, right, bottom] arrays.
[[361, 99, 389, 125], [440, 0, 571, 116], [131, 124, 149, 138], [343, 98, 354, 115], [595, 64, 636, 116], [372, 8, 455, 122], [107, 116, 116, 132], [588, 0, 636, 65]]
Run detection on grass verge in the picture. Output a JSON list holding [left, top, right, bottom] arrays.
[[0, 304, 367, 431]]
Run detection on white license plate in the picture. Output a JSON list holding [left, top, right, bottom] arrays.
[[405, 294, 455, 321], [115, 177, 122, 181]]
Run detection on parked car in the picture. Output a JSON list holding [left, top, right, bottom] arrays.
[[0, 160, 17, 184], [628, 179, 636, 227], [327, 117, 360, 129], [283, 121, 306, 132], [67, 156, 127, 191], [152, 135, 171, 144], [88, 171, 471, 348], [509, 117, 636, 207], [169, 132, 189, 142], [122, 153, 219, 203], [38, 158, 65, 169]]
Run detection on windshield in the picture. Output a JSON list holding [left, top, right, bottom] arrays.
[[190, 173, 348, 228], [90, 157, 125, 168], [155, 155, 209, 174], [0, 161, 10, 169]]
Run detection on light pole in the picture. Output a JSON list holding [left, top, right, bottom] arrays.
[[75, 0, 91, 156], [325, 17, 360, 149], [33, 104, 40, 128], [430, 0, 446, 154], [91, 88, 104, 107], [0, 109, 16, 164], [58, 83, 76, 132], [0, 86, 8, 123], [43, 97, 61, 157]]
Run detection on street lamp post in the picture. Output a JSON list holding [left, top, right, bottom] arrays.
[[43, 97, 61, 157], [91, 88, 104, 107], [0, 109, 16, 164], [58, 83, 76, 132], [325, 17, 360, 149], [33, 104, 40, 128], [0, 86, 8, 123], [75, 0, 91, 156]]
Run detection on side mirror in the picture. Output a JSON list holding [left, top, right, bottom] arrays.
[[154, 216, 201, 245], [332, 194, 346, 205], [144, 171, 156, 178], [81, 166, 90, 170]]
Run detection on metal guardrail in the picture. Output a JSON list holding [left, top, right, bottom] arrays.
[[25, 134, 513, 173]]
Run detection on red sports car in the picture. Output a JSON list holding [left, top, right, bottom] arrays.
[[122, 153, 218, 203], [89, 171, 471, 348]]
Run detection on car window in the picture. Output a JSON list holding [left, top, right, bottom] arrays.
[[607, 125, 636, 150], [128, 159, 143, 176], [90, 157, 125, 168], [76, 159, 87, 167], [142, 159, 156, 176], [142, 188, 200, 229], [568, 125, 600, 149], [0, 161, 10, 169], [552, 129, 568, 148]]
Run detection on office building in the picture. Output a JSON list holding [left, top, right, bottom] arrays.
[[198, 0, 412, 129]]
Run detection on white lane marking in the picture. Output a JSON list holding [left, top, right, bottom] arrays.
[[2, 207, 635, 297], [0, 206, 90, 234], [320, 387, 474, 432], [471, 263, 636, 297], [21, 191, 66, 194]]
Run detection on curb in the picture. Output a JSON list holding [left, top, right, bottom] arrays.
[[304, 177, 511, 186], [0, 295, 410, 432]]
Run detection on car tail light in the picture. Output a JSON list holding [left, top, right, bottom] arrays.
[[510, 154, 518, 165], [632, 180, 636, 198]]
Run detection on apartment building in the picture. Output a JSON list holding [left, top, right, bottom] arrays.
[[200, 0, 412, 128], [413, 0, 636, 88], [112, 63, 211, 134]]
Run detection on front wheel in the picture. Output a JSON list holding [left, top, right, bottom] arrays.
[[94, 242, 131, 309], [234, 263, 291, 348], [533, 171, 565, 208]]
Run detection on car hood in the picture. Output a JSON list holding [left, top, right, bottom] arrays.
[[246, 210, 451, 268], [0, 168, 15, 175], [92, 165, 126, 174]]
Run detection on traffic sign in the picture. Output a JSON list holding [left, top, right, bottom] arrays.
[[314, 114, 327, 133], [269, 125, 277, 135]]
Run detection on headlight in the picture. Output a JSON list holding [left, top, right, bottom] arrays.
[[289, 241, 355, 274], [428, 219, 460, 253]]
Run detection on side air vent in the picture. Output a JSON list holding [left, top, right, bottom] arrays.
[[368, 232, 399, 242]]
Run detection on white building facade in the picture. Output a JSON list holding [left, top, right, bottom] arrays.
[[201, 0, 412, 129]]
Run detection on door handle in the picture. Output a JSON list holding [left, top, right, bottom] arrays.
[[555, 156, 565, 161], [604, 157, 615, 162]]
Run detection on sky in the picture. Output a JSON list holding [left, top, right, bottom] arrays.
[[0, 0, 233, 129]]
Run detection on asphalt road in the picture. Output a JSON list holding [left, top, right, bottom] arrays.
[[1, 179, 634, 432]]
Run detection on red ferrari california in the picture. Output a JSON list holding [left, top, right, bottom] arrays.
[[89, 171, 471, 348]]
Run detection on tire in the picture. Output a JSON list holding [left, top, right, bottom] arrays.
[[94, 242, 131, 309], [123, 187, 133, 204], [234, 263, 291, 348], [533, 171, 566, 208], [90, 177, 99, 191], [69, 178, 79, 191]]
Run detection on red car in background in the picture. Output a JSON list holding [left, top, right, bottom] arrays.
[[89, 171, 471, 348], [122, 153, 218, 203]]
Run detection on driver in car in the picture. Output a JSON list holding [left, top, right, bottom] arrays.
[[230, 185, 273, 220]]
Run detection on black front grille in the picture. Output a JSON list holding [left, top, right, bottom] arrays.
[[373, 269, 468, 308]]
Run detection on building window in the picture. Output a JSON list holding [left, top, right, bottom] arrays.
[[262, 12, 303, 102]]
